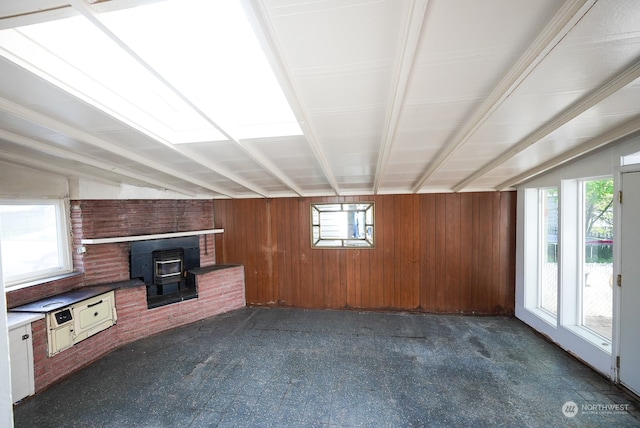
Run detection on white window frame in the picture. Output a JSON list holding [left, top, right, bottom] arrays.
[[519, 182, 612, 378], [1, 199, 73, 289], [523, 187, 558, 326], [560, 177, 613, 348]]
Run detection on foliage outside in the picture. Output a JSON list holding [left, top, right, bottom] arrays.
[[544, 179, 614, 264], [584, 178, 614, 263]]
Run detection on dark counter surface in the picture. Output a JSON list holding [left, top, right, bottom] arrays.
[[188, 264, 242, 275], [8, 268, 238, 313], [9, 283, 130, 313]]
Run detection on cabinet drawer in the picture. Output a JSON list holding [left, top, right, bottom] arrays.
[[71, 290, 116, 344], [76, 297, 111, 329]]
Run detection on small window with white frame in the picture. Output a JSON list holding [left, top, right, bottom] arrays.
[[0, 199, 72, 288], [538, 187, 559, 316], [523, 187, 558, 322]]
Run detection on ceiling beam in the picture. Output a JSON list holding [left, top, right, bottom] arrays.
[[69, 0, 305, 197], [412, 0, 596, 193], [0, 5, 73, 31], [373, 0, 428, 194], [0, 97, 234, 197], [495, 115, 640, 190], [175, 145, 271, 198], [453, 58, 640, 192], [244, 0, 341, 196], [0, 149, 123, 188], [0, 128, 200, 196]]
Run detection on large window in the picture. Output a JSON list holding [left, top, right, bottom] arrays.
[[539, 188, 558, 315], [523, 187, 558, 321], [0, 200, 72, 288], [519, 168, 619, 378], [579, 178, 614, 340], [523, 177, 614, 347]]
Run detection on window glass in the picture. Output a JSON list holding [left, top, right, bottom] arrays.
[[311, 202, 374, 248], [539, 188, 558, 315], [0, 200, 71, 286], [580, 178, 613, 340]]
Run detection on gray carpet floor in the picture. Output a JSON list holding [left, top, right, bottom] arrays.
[[13, 307, 640, 427]]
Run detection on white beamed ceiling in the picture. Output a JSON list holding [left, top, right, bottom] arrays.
[[1, 0, 640, 198]]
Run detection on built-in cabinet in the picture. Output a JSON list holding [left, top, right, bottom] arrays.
[[7, 313, 41, 403]]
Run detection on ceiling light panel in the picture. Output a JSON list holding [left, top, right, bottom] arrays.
[[0, 0, 302, 146], [100, 0, 302, 141], [0, 16, 227, 144]]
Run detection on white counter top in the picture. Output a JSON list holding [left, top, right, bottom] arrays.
[[7, 312, 44, 330]]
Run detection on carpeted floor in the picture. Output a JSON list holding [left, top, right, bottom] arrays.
[[13, 307, 640, 427]]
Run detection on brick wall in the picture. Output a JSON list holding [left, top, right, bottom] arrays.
[[72, 199, 216, 285], [6, 275, 84, 309], [6, 199, 244, 394], [73, 200, 214, 239], [7, 199, 217, 308], [33, 266, 246, 392], [199, 234, 216, 267]]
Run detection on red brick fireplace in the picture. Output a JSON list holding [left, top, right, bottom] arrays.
[[6, 199, 246, 393], [8, 199, 217, 308]]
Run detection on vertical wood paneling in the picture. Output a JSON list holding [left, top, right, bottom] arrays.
[[491, 193, 501, 313], [258, 199, 270, 303], [299, 199, 312, 308], [460, 195, 473, 312], [434, 194, 447, 312], [477, 194, 493, 312], [370, 195, 384, 308], [291, 199, 300, 306], [213, 192, 516, 315], [471, 193, 481, 310], [396, 195, 417, 309], [381, 195, 395, 307], [277, 199, 289, 305], [393, 195, 404, 308], [419, 194, 436, 311], [445, 194, 461, 312]]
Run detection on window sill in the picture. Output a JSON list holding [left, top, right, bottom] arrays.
[[4, 271, 82, 293], [563, 324, 612, 354], [525, 306, 558, 328]]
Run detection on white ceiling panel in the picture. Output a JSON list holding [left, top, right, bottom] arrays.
[[245, 137, 331, 187], [264, 0, 408, 70], [0, 0, 639, 198], [295, 70, 392, 113], [306, 108, 386, 139]]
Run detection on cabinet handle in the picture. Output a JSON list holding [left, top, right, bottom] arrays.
[[87, 300, 103, 308], [22, 334, 29, 340]]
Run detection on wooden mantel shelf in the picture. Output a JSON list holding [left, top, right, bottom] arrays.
[[80, 229, 224, 245]]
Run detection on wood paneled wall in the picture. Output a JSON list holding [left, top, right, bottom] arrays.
[[214, 192, 516, 315]]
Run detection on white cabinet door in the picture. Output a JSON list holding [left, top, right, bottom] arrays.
[[619, 171, 640, 395], [9, 324, 35, 403]]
